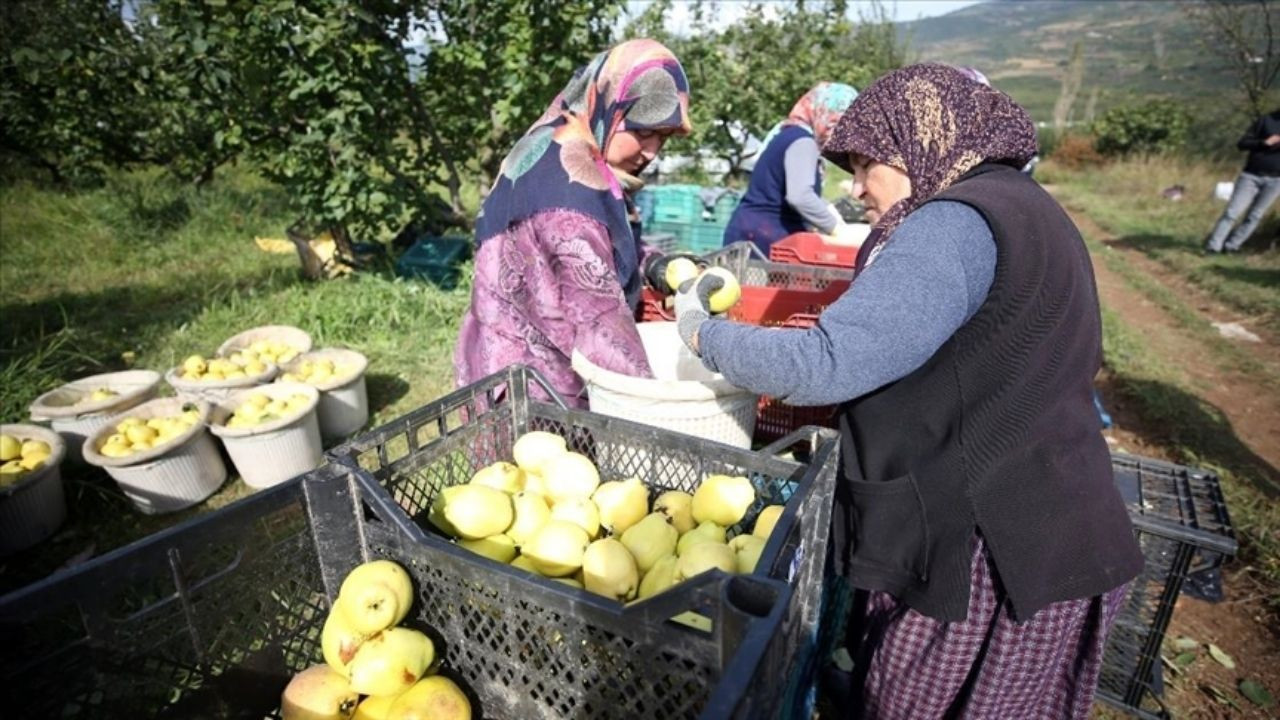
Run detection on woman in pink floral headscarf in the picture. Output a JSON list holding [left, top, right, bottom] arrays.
[[723, 82, 862, 254], [454, 39, 691, 406]]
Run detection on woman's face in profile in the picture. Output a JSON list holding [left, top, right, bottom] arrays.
[[849, 153, 912, 223], [606, 128, 674, 174]]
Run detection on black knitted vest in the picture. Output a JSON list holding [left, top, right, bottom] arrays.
[[832, 164, 1143, 622]]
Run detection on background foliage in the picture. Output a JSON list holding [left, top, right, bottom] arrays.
[[1092, 100, 1192, 157], [625, 0, 901, 180], [1, 0, 900, 231]]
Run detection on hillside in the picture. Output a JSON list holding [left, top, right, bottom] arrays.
[[897, 0, 1257, 135]]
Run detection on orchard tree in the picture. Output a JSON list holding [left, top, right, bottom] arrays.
[[625, 0, 901, 180], [413, 0, 621, 207], [0, 1, 161, 184], [1185, 0, 1280, 116]]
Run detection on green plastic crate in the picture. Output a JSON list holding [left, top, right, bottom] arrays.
[[690, 221, 729, 254], [713, 191, 742, 224], [648, 220, 695, 252], [394, 235, 471, 289], [646, 219, 728, 255], [650, 184, 703, 224]]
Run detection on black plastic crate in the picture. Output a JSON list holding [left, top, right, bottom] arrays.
[[1111, 452, 1235, 600], [0, 464, 793, 719], [326, 365, 841, 720], [1097, 453, 1238, 719]]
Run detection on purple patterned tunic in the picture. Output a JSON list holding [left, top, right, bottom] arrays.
[[453, 208, 655, 408]]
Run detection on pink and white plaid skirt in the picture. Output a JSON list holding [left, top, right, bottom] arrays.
[[850, 536, 1128, 720]]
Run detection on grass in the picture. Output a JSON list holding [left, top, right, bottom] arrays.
[[1046, 159, 1280, 612], [1039, 154, 1280, 337], [0, 167, 472, 593]]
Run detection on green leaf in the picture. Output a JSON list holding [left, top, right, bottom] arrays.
[[1206, 684, 1242, 710], [1173, 636, 1199, 652], [1174, 652, 1197, 667], [1239, 679, 1275, 708], [1208, 643, 1236, 670]]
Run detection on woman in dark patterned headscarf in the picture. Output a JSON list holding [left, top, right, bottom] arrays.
[[674, 64, 1141, 719], [823, 62, 1039, 271]]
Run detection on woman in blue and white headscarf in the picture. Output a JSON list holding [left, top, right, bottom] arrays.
[[723, 82, 861, 254]]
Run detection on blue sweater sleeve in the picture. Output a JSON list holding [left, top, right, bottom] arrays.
[[698, 201, 997, 406]]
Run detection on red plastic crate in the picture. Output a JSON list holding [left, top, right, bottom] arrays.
[[637, 279, 850, 327], [637, 280, 848, 444], [726, 283, 849, 326], [755, 398, 837, 443], [752, 312, 839, 443], [770, 232, 858, 269]]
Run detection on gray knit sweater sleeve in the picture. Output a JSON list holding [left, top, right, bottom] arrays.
[[783, 137, 837, 233], [698, 201, 996, 406]]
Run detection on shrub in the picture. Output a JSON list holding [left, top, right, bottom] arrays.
[[1092, 100, 1191, 156], [1050, 134, 1105, 170]]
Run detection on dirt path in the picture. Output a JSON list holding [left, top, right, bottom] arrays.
[[1063, 207, 1280, 718], [1067, 209, 1280, 491]]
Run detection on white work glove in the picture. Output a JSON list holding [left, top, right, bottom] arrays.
[[829, 221, 870, 248], [674, 273, 724, 355]]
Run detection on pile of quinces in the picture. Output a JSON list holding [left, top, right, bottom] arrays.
[[282, 559, 471, 720], [80, 387, 118, 404], [279, 357, 355, 386], [433, 431, 782, 603], [233, 339, 301, 366], [179, 353, 270, 382], [0, 434, 54, 486], [96, 407, 203, 458], [222, 392, 311, 430]]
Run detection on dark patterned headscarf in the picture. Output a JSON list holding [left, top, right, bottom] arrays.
[[822, 63, 1037, 270]]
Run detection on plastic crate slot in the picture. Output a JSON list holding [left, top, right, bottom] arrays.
[[1097, 453, 1238, 719]]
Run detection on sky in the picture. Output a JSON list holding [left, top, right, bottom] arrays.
[[884, 1, 983, 22], [621, 0, 984, 30]]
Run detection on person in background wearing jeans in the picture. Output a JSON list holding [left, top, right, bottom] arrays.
[[1205, 108, 1280, 254]]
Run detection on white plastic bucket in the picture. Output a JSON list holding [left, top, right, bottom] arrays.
[[209, 383, 323, 489], [0, 423, 67, 555], [28, 370, 162, 464], [165, 362, 278, 405], [81, 398, 227, 515], [217, 325, 313, 358], [571, 322, 758, 449], [278, 348, 369, 442]]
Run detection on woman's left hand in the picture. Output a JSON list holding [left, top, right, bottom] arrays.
[[674, 272, 723, 354]]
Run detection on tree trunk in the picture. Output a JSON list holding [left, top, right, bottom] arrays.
[[1053, 41, 1084, 132]]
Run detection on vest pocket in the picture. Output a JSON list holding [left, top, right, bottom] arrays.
[[846, 473, 930, 585]]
